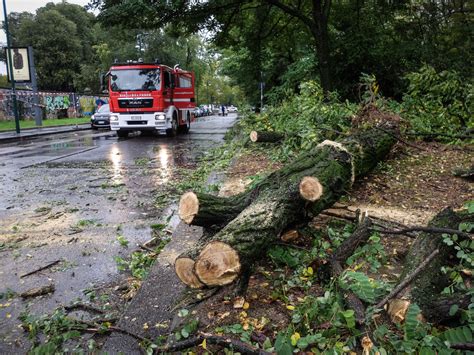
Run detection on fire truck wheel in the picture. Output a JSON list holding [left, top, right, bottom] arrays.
[[116, 130, 129, 138], [167, 114, 178, 137], [183, 113, 191, 134]]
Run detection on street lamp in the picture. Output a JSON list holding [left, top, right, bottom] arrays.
[[2, 0, 20, 133]]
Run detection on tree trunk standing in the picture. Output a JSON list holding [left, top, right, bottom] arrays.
[[265, 0, 333, 94], [176, 122, 398, 287], [312, 0, 332, 94]]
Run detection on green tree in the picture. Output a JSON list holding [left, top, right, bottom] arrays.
[[15, 9, 82, 91], [7, 3, 96, 92], [94, 0, 335, 94]]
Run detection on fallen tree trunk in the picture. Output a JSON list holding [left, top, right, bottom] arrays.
[[394, 207, 473, 323], [249, 130, 285, 143], [176, 122, 398, 287]]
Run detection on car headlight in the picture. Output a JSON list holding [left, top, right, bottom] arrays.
[[155, 114, 166, 120], [110, 115, 118, 121]]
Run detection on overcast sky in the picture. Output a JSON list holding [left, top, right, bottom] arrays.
[[1, 0, 93, 74]]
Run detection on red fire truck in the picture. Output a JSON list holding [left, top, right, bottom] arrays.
[[105, 61, 196, 137]]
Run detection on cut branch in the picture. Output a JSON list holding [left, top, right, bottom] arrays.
[[161, 332, 271, 354], [330, 215, 372, 324], [374, 249, 439, 311], [376, 226, 471, 239], [249, 130, 285, 143], [20, 259, 61, 278]]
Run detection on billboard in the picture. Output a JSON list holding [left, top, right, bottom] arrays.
[[5, 47, 31, 83]]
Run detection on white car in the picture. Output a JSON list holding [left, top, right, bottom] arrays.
[[227, 106, 238, 113]]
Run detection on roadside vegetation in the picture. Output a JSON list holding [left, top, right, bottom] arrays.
[[0, 117, 91, 132]]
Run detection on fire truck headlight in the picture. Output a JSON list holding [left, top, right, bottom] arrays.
[[110, 115, 119, 121], [155, 114, 166, 121]]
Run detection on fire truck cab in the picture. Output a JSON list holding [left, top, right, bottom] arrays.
[[106, 61, 196, 137]]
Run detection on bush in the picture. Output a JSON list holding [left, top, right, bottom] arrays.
[[399, 65, 473, 135], [240, 81, 358, 160]]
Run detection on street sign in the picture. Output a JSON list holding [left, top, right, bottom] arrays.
[[5, 47, 31, 83]]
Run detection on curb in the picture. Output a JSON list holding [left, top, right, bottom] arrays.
[[0, 125, 92, 143]]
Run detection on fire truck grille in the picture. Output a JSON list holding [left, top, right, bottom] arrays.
[[118, 98, 153, 108], [127, 120, 147, 125]]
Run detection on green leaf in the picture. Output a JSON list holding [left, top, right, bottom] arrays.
[[419, 348, 436, 355], [181, 328, 189, 338], [448, 304, 459, 316], [297, 337, 309, 349], [442, 326, 472, 343], [404, 303, 422, 340], [267, 245, 302, 268], [465, 200, 474, 213], [340, 309, 356, 329], [274, 331, 293, 355], [178, 309, 189, 318]]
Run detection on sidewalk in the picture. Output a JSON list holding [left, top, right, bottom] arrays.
[[0, 124, 91, 143]]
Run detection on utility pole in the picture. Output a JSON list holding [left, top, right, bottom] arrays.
[[3, 0, 20, 133], [28, 46, 42, 126]]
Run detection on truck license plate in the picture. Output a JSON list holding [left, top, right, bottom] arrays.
[[131, 116, 142, 120]]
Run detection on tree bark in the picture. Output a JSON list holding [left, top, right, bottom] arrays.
[[249, 130, 285, 143], [175, 122, 398, 287], [397, 207, 473, 323], [179, 191, 253, 227]]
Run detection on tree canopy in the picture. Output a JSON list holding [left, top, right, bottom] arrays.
[[93, 0, 473, 102]]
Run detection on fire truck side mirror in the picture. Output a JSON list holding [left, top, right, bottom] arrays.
[[99, 72, 110, 93]]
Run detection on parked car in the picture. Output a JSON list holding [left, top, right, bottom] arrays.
[[193, 107, 203, 118], [91, 104, 111, 129], [227, 105, 238, 113]]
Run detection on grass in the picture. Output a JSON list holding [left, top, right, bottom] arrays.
[[0, 117, 90, 132]]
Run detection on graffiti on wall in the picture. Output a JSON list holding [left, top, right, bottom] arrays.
[[44, 95, 70, 111], [0, 89, 108, 120]]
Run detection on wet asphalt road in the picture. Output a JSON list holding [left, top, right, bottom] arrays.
[[0, 114, 237, 352]]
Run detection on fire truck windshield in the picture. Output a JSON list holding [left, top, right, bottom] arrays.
[[110, 69, 161, 91]]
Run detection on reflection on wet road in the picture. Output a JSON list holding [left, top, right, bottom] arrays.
[[0, 114, 237, 352]]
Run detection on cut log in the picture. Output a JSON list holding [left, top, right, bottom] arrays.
[[395, 207, 473, 323], [179, 191, 252, 227], [175, 121, 398, 287], [175, 257, 204, 289], [249, 130, 284, 143], [194, 241, 241, 286], [299, 176, 323, 201]]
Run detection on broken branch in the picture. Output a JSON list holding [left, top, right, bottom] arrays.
[[374, 249, 439, 311], [161, 332, 271, 354], [20, 259, 61, 278], [376, 226, 471, 239]]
